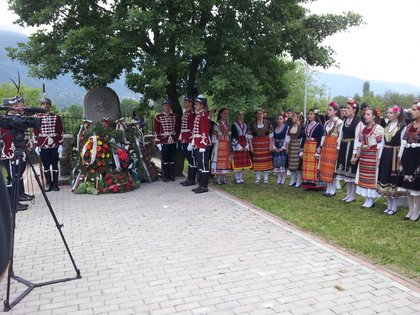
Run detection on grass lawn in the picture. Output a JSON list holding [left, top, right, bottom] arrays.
[[215, 171, 420, 283]]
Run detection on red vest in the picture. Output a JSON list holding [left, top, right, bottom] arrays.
[[153, 112, 180, 144], [192, 110, 211, 149], [34, 112, 64, 148], [180, 108, 196, 143]]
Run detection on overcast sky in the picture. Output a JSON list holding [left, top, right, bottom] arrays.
[[1, 0, 419, 87]]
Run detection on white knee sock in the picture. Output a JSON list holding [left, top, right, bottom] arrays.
[[289, 171, 296, 186], [256, 172, 261, 181], [264, 171, 269, 182], [330, 182, 337, 195], [410, 196, 420, 220], [277, 173, 282, 184], [295, 171, 302, 187], [281, 173, 286, 184], [406, 196, 414, 218]]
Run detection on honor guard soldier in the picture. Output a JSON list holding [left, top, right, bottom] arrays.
[[33, 98, 64, 192], [0, 96, 33, 211], [179, 96, 197, 186], [191, 95, 212, 193], [154, 99, 180, 182]]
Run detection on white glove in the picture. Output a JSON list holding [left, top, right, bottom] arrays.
[[57, 145, 63, 154], [187, 143, 193, 151], [35, 147, 41, 156], [199, 148, 205, 153], [299, 151, 303, 158], [157, 144, 162, 151], [237, 144, 243, 151]]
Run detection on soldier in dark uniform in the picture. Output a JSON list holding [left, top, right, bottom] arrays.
[[34, 98, 64, 191], [153, 99, 180, 182], [179, 96, 197, 186], [191, 95, 212, 193]]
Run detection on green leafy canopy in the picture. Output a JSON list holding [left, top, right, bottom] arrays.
[[6, 0, 362, 115]]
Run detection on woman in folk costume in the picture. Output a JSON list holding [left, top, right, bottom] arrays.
[[300, 108, 325, 190], [231, 112, 252, 184], [248, 109, 274, 184], [211, 108, 231, 184], [353, 108, 385, 208], [272, 114, 289, 185], [336, 98, 364, 203], [319, 101, 343, 196], [377, 106, 406, 215], [397, 102, 420, 221], [287, 112, 304, 187]]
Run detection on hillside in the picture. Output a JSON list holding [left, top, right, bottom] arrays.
[[0, 31, 139, 108], [314, 72, 420, 97]]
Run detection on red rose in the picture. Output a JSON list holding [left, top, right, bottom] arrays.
[[117, 175, 123, 180], [113, 185, 119, 192], [106, 178, 113, 185]]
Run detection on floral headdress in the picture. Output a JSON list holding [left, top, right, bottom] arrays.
[[347, 98, 357, 108], [392, 105, 401, 115], [329, 101, 338, 109]]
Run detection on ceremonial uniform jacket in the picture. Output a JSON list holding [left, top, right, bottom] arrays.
[[192, 109, 211, 149], [153, 112, 180, 145], [34, 112, 64, 149], [180, 108, 196, 143], [0, 127, 31, 160]]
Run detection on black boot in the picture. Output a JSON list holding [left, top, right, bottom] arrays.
[[52, 171, 60, 191], [180, 166, 190, 185], [162, 164, 170, 182], [195, 172, 209, 193], [18, 179, 34, 201], [17, 202, 29, 211], [44, 171, 52, 192], [192, 170, 202, 192], [169, 163, 175, 181], [183, 167, 197, 186]]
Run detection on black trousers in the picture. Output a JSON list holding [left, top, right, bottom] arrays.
[[161, 143, 176, 165], [40, 147, 59, 171], [194, 148, 210, 172], [181, 143, 196, 167], [2, 159, 26, 188]]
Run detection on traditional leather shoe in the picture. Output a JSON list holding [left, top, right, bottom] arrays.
[[162, 177, 170, 182], [410, 214, 420, 222], [403, 216, 411, 221], [191, 186, 202, 192], [18, 193, 34, 202], [182, 180, 195, 187], [194, 187, 208, 194], [17, 202, 28, 211]]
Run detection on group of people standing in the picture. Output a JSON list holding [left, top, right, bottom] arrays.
[[154, 97, 419, 221], [1, 96, 64, 212]]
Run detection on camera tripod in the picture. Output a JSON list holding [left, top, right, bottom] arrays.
[[2, 131, 81, 312]]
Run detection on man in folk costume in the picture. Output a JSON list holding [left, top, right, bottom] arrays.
[[34, 97, 64, 191], [154, 99, 180, 182], [179, 96, 197, 186], [191, 95, 212, 193]]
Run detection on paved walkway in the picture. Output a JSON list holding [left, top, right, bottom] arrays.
[[1, 181, 419, 315]]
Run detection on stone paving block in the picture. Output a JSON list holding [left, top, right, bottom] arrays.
[[0, 184, 418, 315]]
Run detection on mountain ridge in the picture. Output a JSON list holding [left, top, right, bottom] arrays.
[[1, 31, 419, 107]]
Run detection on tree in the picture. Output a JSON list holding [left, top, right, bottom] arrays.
[[7, 0, 362, 117], [0, 83, 41, 107], [119, 98, 139, 117], [60, 104, 83, 117], [280, 61, 329, 114]]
